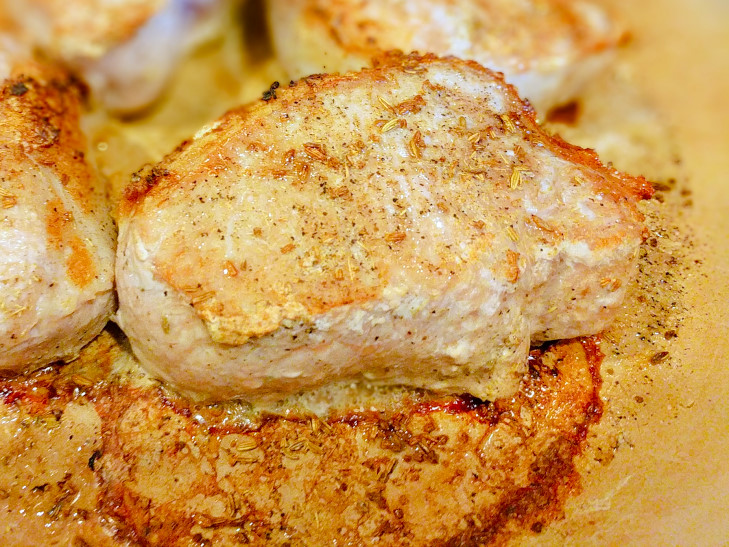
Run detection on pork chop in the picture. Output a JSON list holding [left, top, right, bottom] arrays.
[[266, 0, 623, 113], [2, 0, 226, 112], [0, 52, 115, 371], [116, 53, 651, 403]]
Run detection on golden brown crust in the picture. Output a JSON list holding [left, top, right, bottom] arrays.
[[374, 53, 653, 202], [45, 200, 97, 288], [0, 62, 104, 291], [124, 52, 651, 217], [539, 130, 655, 201], [121, 52, 651, 345], [0, 63, 96, 210], [389, 53, 656, 202]]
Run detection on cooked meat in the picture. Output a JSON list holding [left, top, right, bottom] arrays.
[[266, 0, 623, 113], [0, 52, 115, 372], [116, 53, 651, 403], [2, 0, 225, 112]]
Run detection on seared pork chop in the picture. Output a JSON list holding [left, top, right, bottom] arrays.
[[2, 0, 225, 112], [266, 0, 623, 113], [116, 53, 651, 403], [0, 52, 115, 371]]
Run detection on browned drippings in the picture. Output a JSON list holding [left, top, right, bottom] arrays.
[[0, 309, 604, 546], [86, 338, 600, 546]]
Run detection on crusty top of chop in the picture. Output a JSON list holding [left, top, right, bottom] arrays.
[[122, 52, 650, 344]]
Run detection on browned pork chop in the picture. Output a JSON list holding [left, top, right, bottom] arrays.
[[267, 0, 623, 113], [116, 53, 651, 403], [0, 53, 115, 372], [2, 0, 225, 112]]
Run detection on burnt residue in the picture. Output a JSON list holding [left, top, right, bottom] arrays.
[[546, 100, 581, 125], [261, 81, 280, 101], [88, 450, 102, 471], [412, 392, 491, 416], [9, 81, 28, 96], [122, 164, 175, 209]]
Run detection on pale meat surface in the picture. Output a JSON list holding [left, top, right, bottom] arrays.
[[116, 53, 651, 403], [266, 0, 623, 113], [0, 55, 115, 371], [2, 0, 225, 112]]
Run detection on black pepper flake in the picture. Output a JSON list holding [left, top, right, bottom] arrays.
[[650, 351, 669, 365], [88, 450, 102, 471], [9, 81, 28, 96], [262, 81, 280, 101], [652, 180, 674, 192]]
